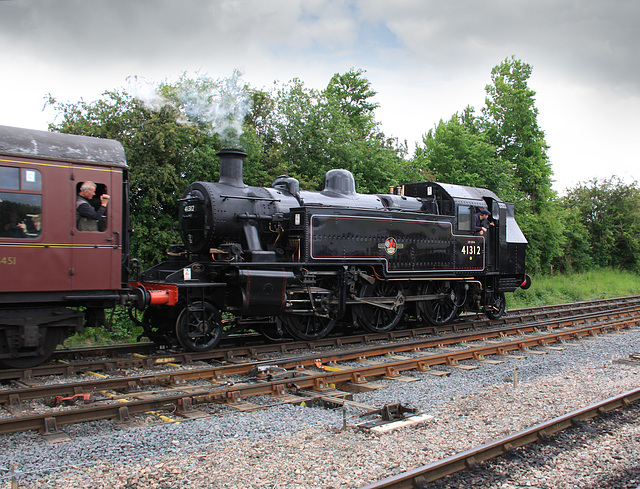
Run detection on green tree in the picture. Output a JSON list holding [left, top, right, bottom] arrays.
[[272, 69, 407, 193], [242, 87, 284, 186], [271, 77, 324, 188], [552, 207, 592, 273], [413, 107, 515, 198], [324, 68, 379, 134], [516, 203, 565, 274], [482, 57, 562, 273], [483, 56, 553, 214], [563, 177, 640, 271]]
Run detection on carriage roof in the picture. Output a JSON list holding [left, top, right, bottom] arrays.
[[0, 125, 127, 168]]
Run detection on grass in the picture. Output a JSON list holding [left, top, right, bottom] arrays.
[[510, 268, 640, 309], [63, 306, 142, 348]]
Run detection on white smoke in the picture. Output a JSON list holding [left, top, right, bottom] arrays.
[[129, 69, 253, 148]]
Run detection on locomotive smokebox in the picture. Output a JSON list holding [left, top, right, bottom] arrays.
[[218, 149, 247, 188]]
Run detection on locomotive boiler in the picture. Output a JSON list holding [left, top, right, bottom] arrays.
[[135, 149, 531, 350]]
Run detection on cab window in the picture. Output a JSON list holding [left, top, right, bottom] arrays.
[[457, 206, 472, 232]]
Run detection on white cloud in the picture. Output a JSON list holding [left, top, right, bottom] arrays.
[[1, 0, 638, 193]]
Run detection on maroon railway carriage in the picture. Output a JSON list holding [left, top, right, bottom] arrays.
[[0, 125, 131, 368]]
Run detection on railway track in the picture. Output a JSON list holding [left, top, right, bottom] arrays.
[[1, 298, 639, 436], [3, 295, 640, 383], [361, 386, 640, 489]]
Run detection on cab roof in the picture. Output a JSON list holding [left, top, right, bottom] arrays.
[[430, 182, 501, 202]]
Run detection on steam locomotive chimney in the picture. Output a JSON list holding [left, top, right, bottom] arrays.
[[217, 149, 247, 187]]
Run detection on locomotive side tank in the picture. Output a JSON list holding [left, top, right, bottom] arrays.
[[136, 149, 530, 349]]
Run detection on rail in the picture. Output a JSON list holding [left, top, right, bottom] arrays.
[[361, 387, 640, 488]]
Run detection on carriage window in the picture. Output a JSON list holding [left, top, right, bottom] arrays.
[[0, 166, 43, 239], [22, 168, 42, 191], [0, 192, 42, 239], [75, 181, 108, 232], [457, 206, 472, 232], [0, 167, 20, 190]]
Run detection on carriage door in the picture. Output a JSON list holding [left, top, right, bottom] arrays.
[[70, 166, 122, 291]]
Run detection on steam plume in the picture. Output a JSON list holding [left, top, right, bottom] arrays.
[[130, 69, 252, 148]]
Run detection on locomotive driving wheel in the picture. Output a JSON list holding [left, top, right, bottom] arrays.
[[417, 281, 459, 326], [282, 313, 336, 341], [175, 301, 223, 352], [485, 292, 506, 320], [280, 282, 338, 341], [353, 281, 405, 333]]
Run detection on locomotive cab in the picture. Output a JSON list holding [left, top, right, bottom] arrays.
[[404, 181, 527, 274]]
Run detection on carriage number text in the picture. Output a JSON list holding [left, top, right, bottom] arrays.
[[0, 256, 17, 265], [461, 245, 481, 256]]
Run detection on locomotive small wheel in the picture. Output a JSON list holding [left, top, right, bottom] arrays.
[[175, 301, 223, 352], [485, 292, 506, 320], [353, 281, 405, 333], [418, 282, 459, 326], [281, 313, 336, 341], [0, 327, 62, 369]]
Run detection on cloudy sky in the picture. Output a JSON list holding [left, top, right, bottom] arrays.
[[1, 0, 638, 193]]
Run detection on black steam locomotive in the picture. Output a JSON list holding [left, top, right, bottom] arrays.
[[134, 149, 530, 351], [0, 125, 529, 368]]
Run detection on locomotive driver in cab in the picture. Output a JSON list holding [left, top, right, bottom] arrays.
[[474, 208, 494, 236], [76, 181, 110, 231]]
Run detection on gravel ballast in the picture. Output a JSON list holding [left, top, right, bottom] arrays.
[[1, 326, 640, 488]]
